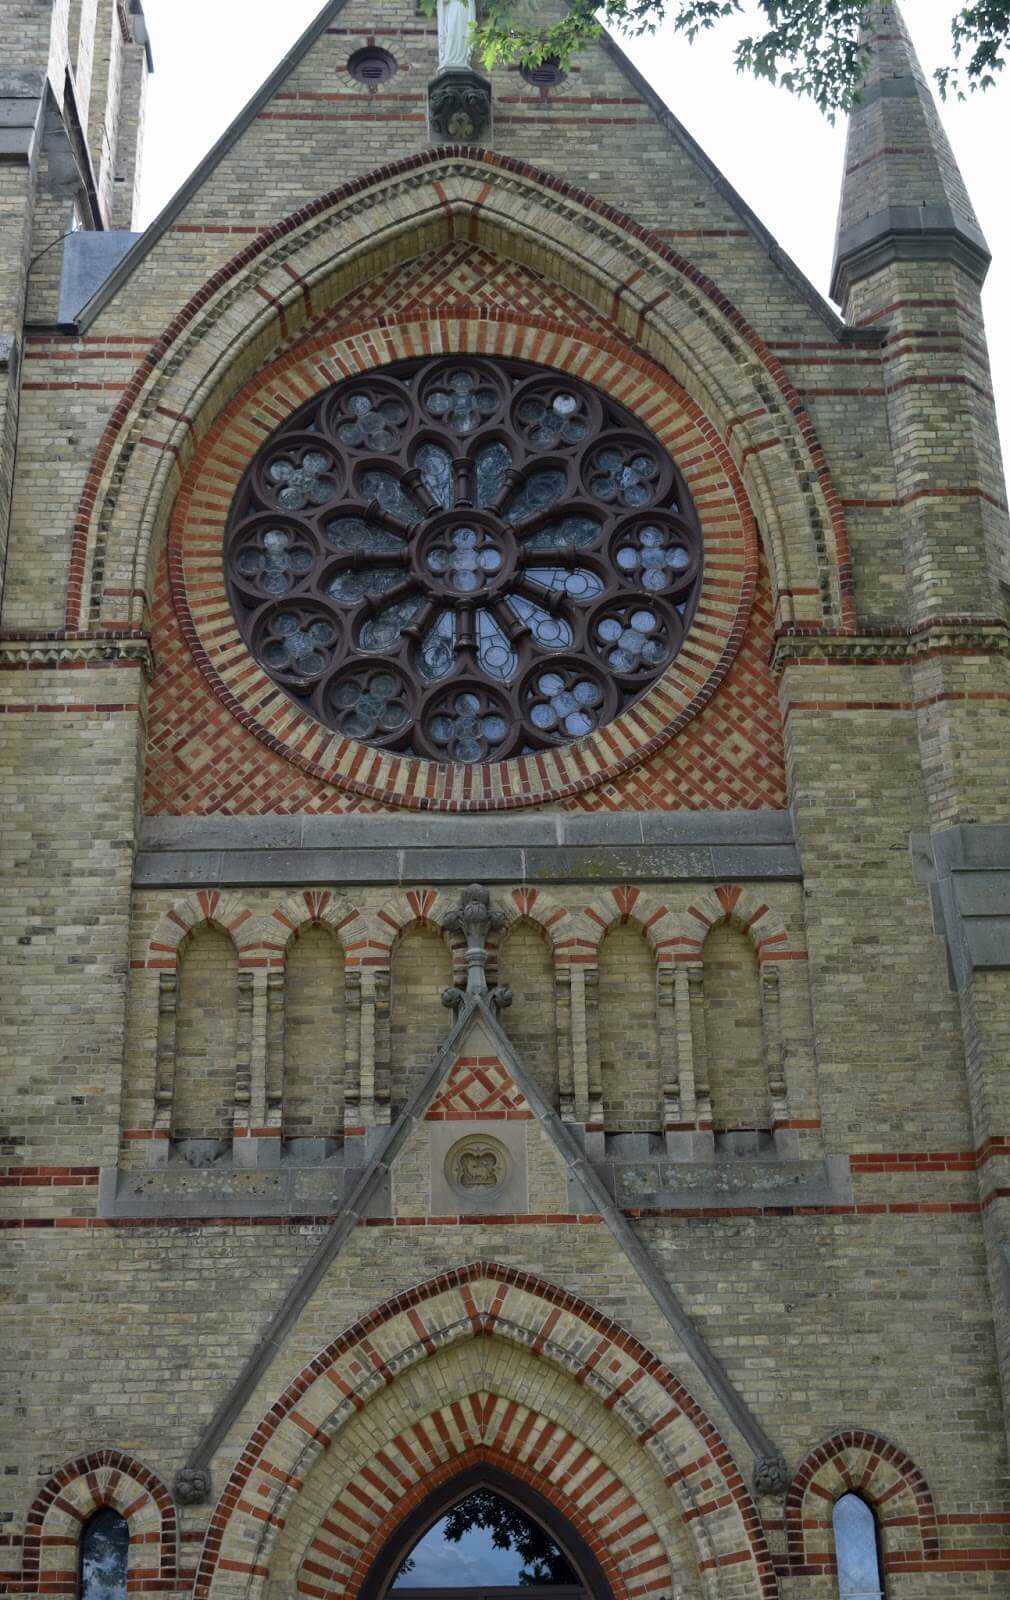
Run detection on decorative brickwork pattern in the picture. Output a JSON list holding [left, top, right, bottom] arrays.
[[425, 1054, 534, 1122]]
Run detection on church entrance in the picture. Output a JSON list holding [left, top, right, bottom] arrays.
[[361, 1466, 611, 1600]]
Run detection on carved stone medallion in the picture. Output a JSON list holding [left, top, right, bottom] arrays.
[[445, 1134, 510, 1194]]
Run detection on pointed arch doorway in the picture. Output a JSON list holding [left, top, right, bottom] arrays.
[[360, 1465, 612, 1600]]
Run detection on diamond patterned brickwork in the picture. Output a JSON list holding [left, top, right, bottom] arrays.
[[142, 242, 784, 815], [425, 1054, 534, 1122]]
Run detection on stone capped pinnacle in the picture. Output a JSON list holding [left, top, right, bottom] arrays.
[[831, 0, 990, 303]]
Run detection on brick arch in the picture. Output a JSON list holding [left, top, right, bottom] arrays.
[[74, 152, 850, 639], [683, 886, 795, 967], [260, 892, 367, 969], [192, 1263, 777, 1600], [144, 890, 256, 970], [20, 1449, 177, 1593], [502, 887, 573, 954], [581, 886, 682, 962], [298, 1405, 672, 1600], [374, 890, 461, 968], [784, 1428, 940, 1579]]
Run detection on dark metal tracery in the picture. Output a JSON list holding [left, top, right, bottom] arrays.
[[223, 357, 703, 763]]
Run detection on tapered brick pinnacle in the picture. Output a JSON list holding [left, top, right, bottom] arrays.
[[830, 0, 990, 304]]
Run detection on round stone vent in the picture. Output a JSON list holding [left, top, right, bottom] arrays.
[[519, 57, 566, 88], [347, 47, 397, 85]]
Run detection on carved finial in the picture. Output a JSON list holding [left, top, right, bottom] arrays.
[[443, 883, 507, 998], [174, 1466, 212, 1506]]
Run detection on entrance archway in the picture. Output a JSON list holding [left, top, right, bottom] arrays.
[[363, 1465, 612, 1600]]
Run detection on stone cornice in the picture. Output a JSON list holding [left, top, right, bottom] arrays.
[[0, 631, 153, 676], [772, 619, 1010, 673]]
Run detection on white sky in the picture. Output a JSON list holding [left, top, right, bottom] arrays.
[[139, 0, 1009, 477]]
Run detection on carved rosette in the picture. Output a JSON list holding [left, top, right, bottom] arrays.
[[428, 68, 492, 142]]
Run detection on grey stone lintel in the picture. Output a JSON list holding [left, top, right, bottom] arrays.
[[135, 809, 800, 888], [911, 823, 1010, 990]]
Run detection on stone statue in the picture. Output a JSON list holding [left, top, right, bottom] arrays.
[[438, 0, 476, 70]]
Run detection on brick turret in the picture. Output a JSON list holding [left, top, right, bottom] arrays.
[[831, 0, 1007, 624], [831, 0, 989, 303]]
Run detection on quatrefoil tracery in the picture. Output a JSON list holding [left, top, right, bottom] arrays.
[[224, 357, 703, 763]]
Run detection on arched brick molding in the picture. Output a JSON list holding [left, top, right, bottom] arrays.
[[262, 892, 366, 969], [784, 1429, 940, 1580], [72, 152, 851, 640], [191, 1264, 778, 1600], [295, 1397, 674, 1600], [375, 890, 461, 970], [502, 888, 573, 954], [19, 1450, 177, 1594], [683, 886, 795, 966], [144, 891, 257, 970], [581, 886, 683, 962]]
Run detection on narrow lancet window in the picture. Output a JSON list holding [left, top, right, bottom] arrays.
[[80, 1509, 129, 1600], [833, 1494, 885, 1599]]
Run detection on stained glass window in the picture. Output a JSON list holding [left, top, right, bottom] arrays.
[[224, 357, 703, 763], [834, 1495, 886, 1599], [80, 1510, 128, 1600]]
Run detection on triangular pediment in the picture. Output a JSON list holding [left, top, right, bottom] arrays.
[[83, 0, 844, 337]]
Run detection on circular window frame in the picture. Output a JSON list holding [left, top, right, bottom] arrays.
[[221, 355, 705, 768], [170, 327, 758, 811]]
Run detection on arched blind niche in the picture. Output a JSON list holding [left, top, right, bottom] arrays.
[[390, 924, 452, 1111], [80, 1509, 128, 1600], [284, 922, 346, 1138], [598, 925, 661, 1133], [833, 1494, 886, 1599], [496, 920, 559, 1109], [173, 924, 238, 1139], [703, 921, 767, 1133]]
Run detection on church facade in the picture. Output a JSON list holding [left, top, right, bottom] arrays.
[[2, 1, 1010, 1596]]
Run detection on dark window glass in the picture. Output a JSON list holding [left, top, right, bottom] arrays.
[[224, 357, 704, 763], [80, 1509, 128, 1600], [834, 1494, 885, 1599], [392, 1489, 578, 1588]]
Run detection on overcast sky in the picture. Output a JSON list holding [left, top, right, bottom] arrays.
[[139, 0, 1009, 476]]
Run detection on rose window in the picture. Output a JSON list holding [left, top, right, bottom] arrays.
[[223, 357, 703, 763]]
